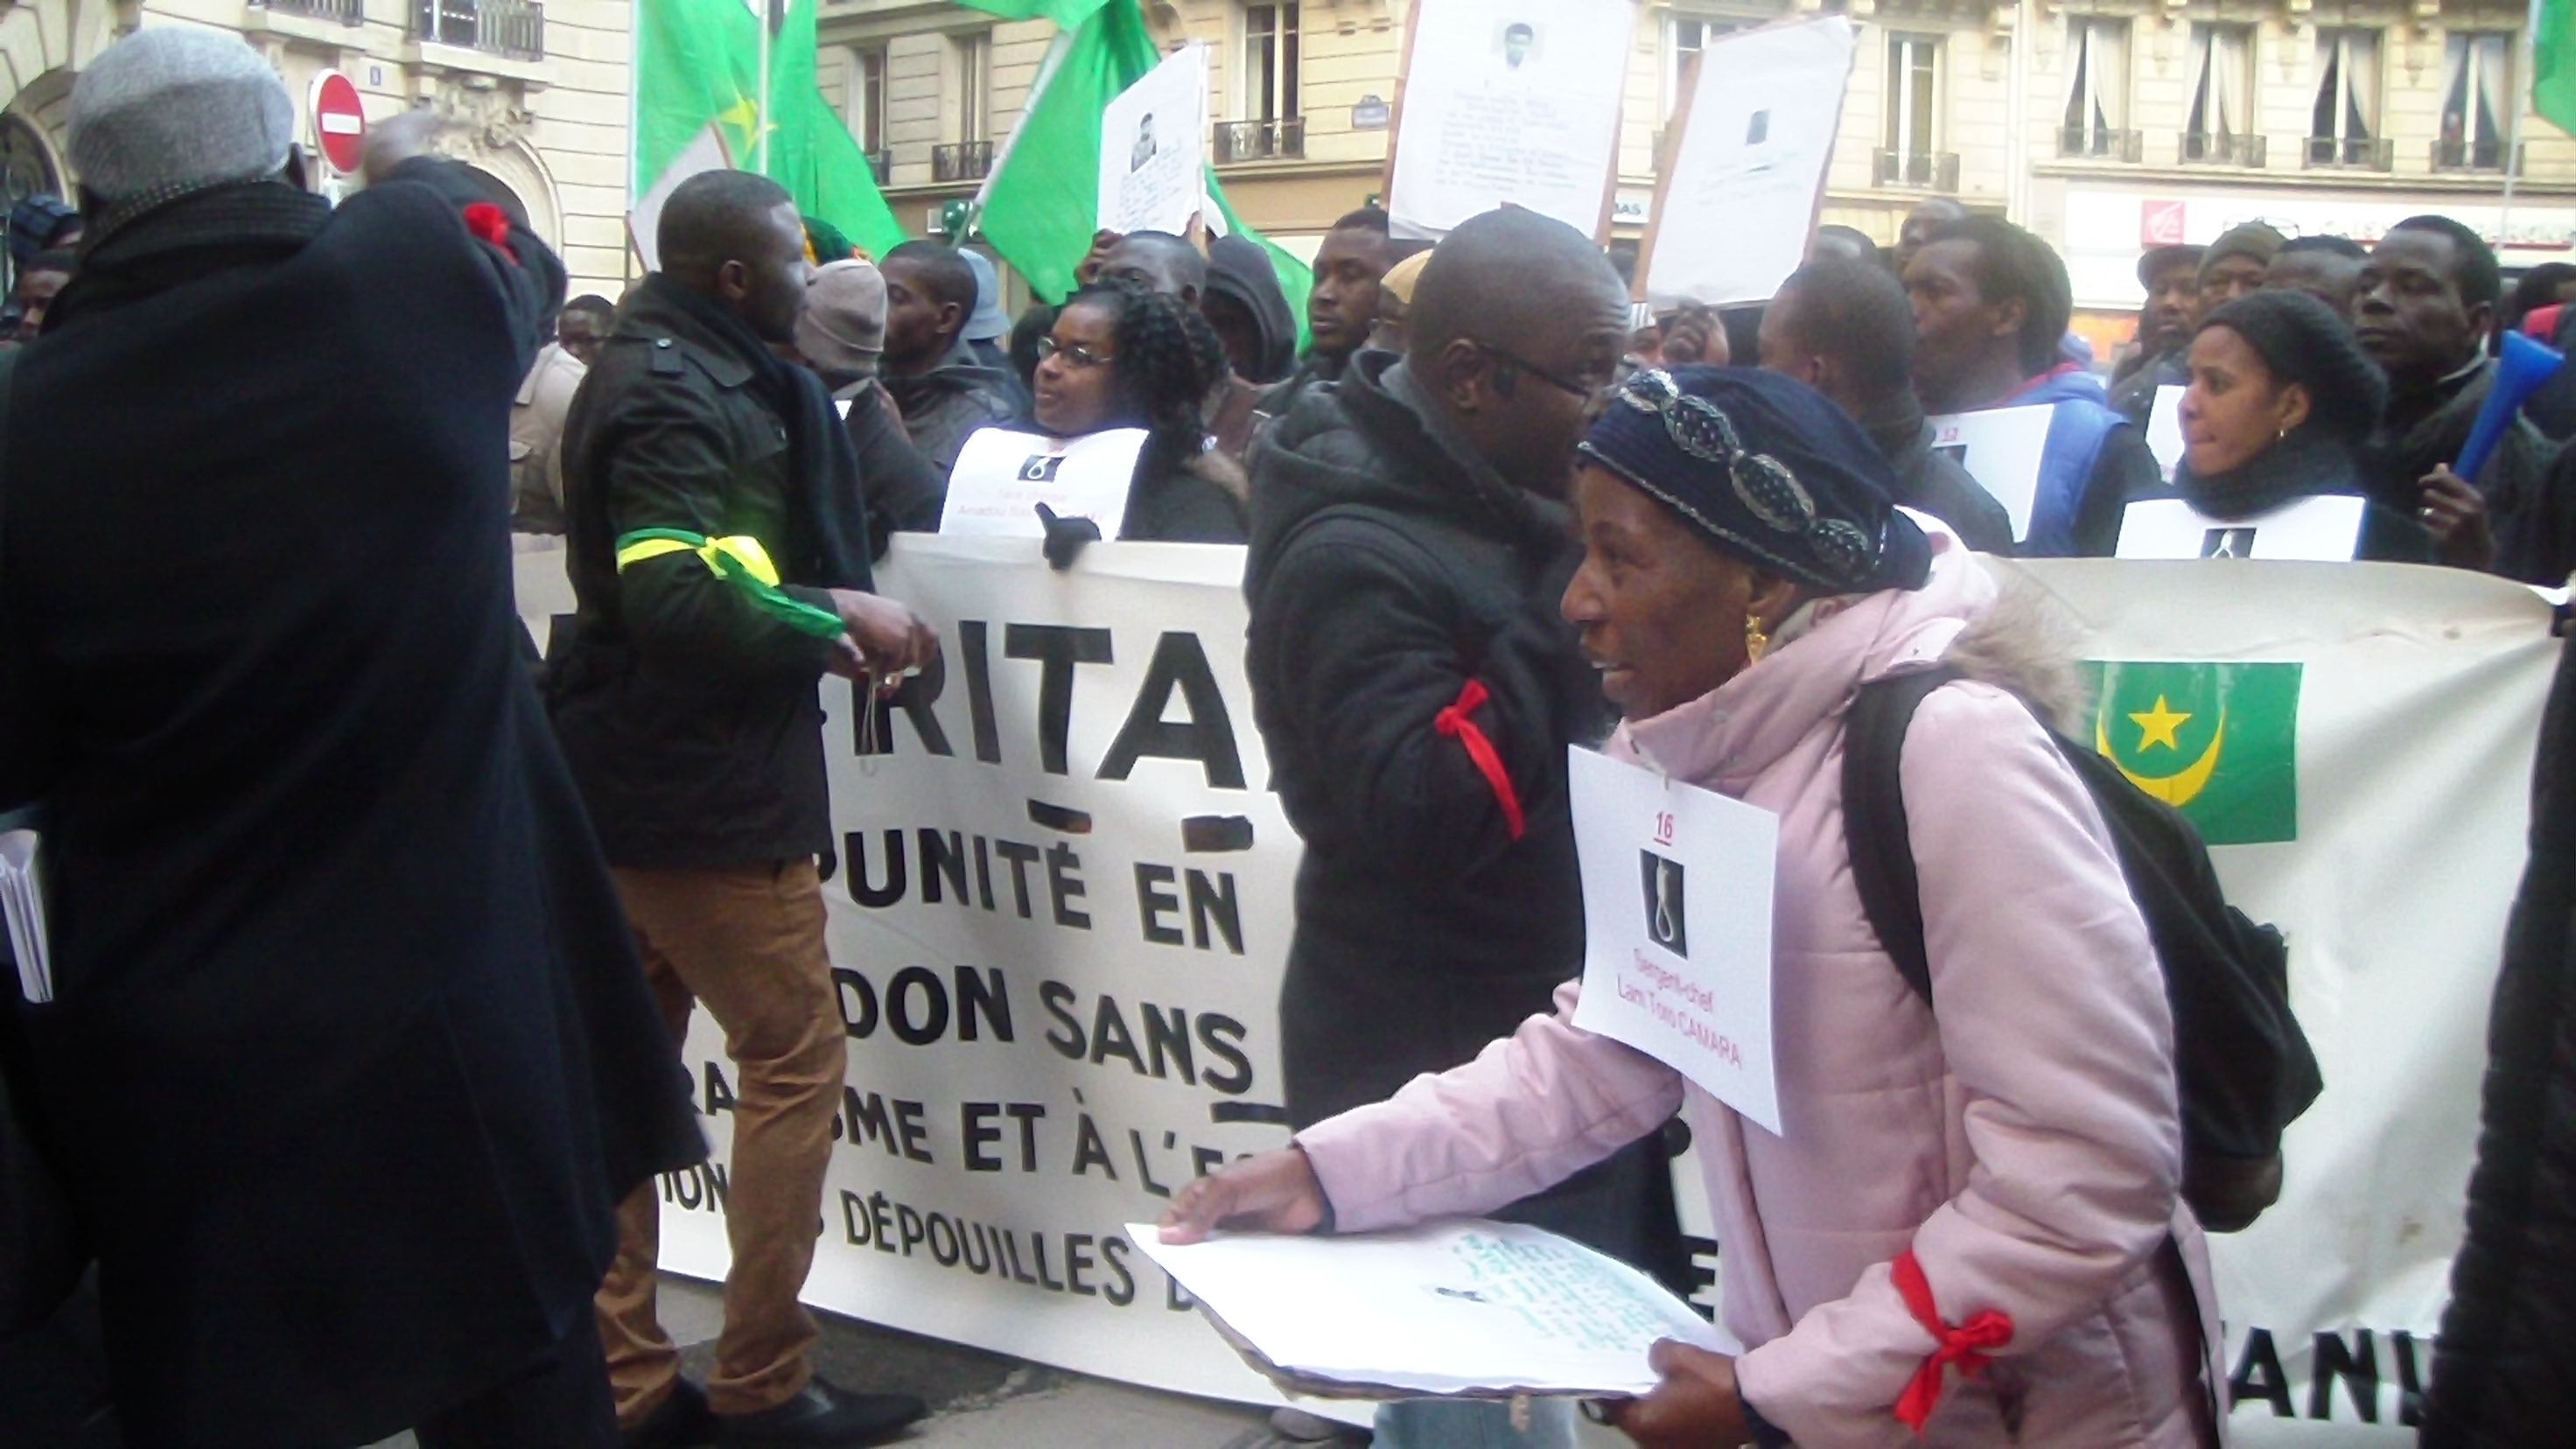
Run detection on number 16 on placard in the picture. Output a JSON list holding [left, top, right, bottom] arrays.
[[1653, 811, 1676, 847]]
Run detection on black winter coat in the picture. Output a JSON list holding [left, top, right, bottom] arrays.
[[549, 276, 856, 870], [0, 167, 701, 1446], [1245, 354, 1686, 1289], [2422, 628, 2576, 1447]]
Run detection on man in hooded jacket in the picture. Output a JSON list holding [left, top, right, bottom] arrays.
[[1204, 233, 1298, 458], [0, 30, 701, 1448]]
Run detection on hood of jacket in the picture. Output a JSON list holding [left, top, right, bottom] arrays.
[[1244, 349, 1573, 598], [1208, 234, 1298, 385], [1619, 519, 2087, 794], [2006, 362, 2112, 410], [884, 333, 1019, 410]]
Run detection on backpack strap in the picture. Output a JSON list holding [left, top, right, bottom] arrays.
[[1841, 665, 1965, 1007]]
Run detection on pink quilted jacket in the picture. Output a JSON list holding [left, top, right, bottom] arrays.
[[1296, 528, 2225, 1447]]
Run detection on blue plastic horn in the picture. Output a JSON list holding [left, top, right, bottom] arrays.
[[2454, 331, 2566, 482]]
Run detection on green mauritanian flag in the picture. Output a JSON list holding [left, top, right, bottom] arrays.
[[2082, 662, 2302, 846], [634, 0, 906, 259], [2540, 0, 2576, 136], [961, 0, 1312, 334]]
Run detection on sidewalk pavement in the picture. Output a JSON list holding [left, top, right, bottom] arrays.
[[368, 1277, 1631, 1449]]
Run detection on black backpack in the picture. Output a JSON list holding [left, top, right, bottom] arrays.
[[1841, 667, 2323, 1232]]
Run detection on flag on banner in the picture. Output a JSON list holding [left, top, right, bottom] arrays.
[[2084, 661, 2302, 845], [962, 0, 1312, 334], [634, 0, 906, 260]]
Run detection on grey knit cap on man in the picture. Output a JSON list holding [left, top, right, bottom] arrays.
[[68, 27, 294, 208], [794, 258, 888, 376]]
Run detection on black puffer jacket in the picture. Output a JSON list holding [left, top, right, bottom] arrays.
[[1245, 353, 1686, 1289], [2422, 630, 2576, 1447]]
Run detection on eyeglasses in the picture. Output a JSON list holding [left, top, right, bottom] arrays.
[[1035, 336, 1116, 369], [1473, 341, 1616, 404]]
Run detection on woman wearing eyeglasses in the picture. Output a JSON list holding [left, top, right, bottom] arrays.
[[1026, 280, 1249, 544], [1166, 368, 2219, 1448]]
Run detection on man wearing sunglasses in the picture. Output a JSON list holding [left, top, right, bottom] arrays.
[[1242, 206, 1689, 1449]]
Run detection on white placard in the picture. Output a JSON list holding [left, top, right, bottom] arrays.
[[1639, 18, 1857, 309], [2146, 383, 2187, 482], [1099, 44, 1209, 238], [1383, 0, 1632, 241], [1131, 1219, 1732, 1398], [1927, 404, 2054, 544], [2116, 495, 2370, 561], [1565, 747, 1781, 1135], [939, 427, 1149, 538]]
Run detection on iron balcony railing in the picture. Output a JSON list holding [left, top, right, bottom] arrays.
[[2059, 126, 2143, 162], [2433, 138, 2519, 173], [864, 151, 891, 186], [933, 142, 994, 183], [1214, 118, 1306, 164], [254, 0, 364, 24], [2180, 130, 2266, 167], [1872, 149, 1959, 191], [413, 0, 543, 59], [2305, 135, 2393, 171]]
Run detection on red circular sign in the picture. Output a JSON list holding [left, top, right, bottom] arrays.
[[312, 73, 367, 176]]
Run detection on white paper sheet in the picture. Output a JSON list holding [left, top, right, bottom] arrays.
[[1133, 1219, 1732, 1398], [1099, 45, 1209, 238], [2116, 494, 2369, 561], [1926, 404, 2054, 543], [1565, 747, 1782, 1134], [1383, 0, 1631, 240], [1, 826, 52, 1003], [2145, 384, 2186, 483], [1640, 18, 1857, 309], [939, 427, 1150, 538]]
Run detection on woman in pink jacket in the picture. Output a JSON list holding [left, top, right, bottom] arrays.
[[1165, 368, 2222, 1448]]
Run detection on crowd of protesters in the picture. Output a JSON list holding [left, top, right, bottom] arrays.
[[6, 22, 2576, 1449]]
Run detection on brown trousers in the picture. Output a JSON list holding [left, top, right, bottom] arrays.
[[593, 861, 845, 1422]]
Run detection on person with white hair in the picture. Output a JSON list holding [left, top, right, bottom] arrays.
[[0, 26, 701, 1448]]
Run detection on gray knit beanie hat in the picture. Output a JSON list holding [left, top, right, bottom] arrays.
[[69, 29, 296, 206], [795, 259, 888, 375]]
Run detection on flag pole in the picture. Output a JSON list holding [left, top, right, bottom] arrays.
[[759, 0, 780, 175], [2507, 0, 2540, 248]]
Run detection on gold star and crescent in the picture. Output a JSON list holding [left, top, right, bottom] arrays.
[[2130, 695, 2190, 752]]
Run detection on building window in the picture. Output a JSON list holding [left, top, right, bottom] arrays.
[[850, 46, 887, 156], [956, 31, 990, 144], [2309, 30, 2385, 168], [1884, 33, 1940, 163], [2181, 23, 2254, 164], [2061, 17, 2131, 158], [2440, 32, 2512, 170], [1242, 4, 1298, 122]]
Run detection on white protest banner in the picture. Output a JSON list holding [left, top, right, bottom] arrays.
[[1383, 0, 1631, 241], [939, 427, 1149, 538], [1637, 18, 1857, 309], [2147, 382, 2186, 481], [2006, 556, 2557, 1446], [1565, 748, 1781, 1133], [1928, 404, 2053, 543], [510, 546, 2558, 1446], [1099, 44, 1209, 238], [2118, 496, 2369, 561]]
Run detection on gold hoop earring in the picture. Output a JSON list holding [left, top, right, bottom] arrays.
[[1745, 615, 1770, 665]]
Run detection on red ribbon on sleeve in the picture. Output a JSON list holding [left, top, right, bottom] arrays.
[[1433, 679, 1526, 842], [1891, 1249, 2013, 1434], [462, 202, 520, 265]]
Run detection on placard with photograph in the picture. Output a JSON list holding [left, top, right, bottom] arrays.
[[1382, 0, 1633, 241]]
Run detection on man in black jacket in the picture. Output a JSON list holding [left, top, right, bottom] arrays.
[[1758, 257, 2015, 553], [0, 30, 701, 1449], [550, 171, 937, 1449], [879, 239, 1023, 480], [1245, 207, 1687, 1449]]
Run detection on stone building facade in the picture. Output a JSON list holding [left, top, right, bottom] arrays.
[[0, 0, 637, 298], [822, 0, 2576, 333]]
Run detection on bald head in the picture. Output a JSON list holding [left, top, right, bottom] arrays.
[[1100, 230, 1208, 304], [1408, 208, 1628, 499], [1897, 197, 1970, 269], [1410, 207, 1625, 361], [658, 169, 808, 343]]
